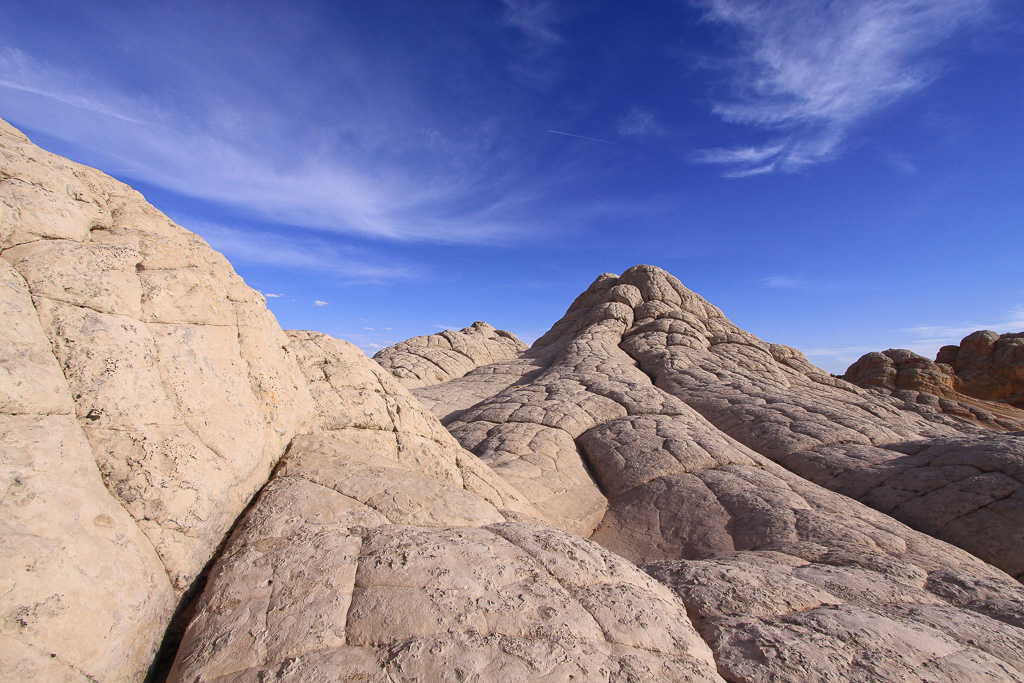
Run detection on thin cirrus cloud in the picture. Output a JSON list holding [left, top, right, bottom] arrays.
[[692, 0, 993, 175], [617, 107, 667, 138], [0, 44, 537, 246], [803, 307, 1024, 372], [902, 308, 1024, 347], [761, 275, 802, 288], [502, 0, 562, 44], [189, 221, 416, 284]]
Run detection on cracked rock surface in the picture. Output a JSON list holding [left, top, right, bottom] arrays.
[[5, 117, 1024, 682], [170, 334, 722, 682], [373, 320, 527, 390], [1, 117, 314, 680], [430, 265, 1024, 680]]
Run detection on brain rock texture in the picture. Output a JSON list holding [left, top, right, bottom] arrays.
[[2, 117, 1023, 682]]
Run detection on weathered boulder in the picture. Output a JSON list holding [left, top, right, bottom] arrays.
[[941, 330, 1024, 407], [845, 348, 959, 398], [439, 265, 1024, 680], [1, 117, 315, 679], [847, 330, 1024, 411], [170, 334, 723, 682], [373, 320, 527, 389]]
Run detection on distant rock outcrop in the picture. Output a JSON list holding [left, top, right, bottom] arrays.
[[373, 320, 526, 389], [845, 332, 1024, 427], [844, 348, 959, 398], [940, 330, 1024, 408], [3, 118, 1024, 682]]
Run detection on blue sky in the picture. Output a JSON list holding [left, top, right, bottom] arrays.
[[2, 0, 1022, 373]]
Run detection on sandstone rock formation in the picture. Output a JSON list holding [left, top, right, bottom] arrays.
[[1, 117, 314, 680], [373, 321, 526, 389], [170, 338, 722, 682], [940, 331, 1024, 408], [3, 117, 1024, 682], [845, 348, 960, 398], [847, 331, 1024, 411], [427, 267, 1024, 682]]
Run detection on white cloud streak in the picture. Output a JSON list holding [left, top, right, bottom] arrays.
[[502, 0, 562, 44], [190, 221, 414, 283], [693, 0, 992, 175], [902, 307, 1024, 347], [0, 46, 533, 244], [617, 107, 666, 138], [761, 275, 802, 288]]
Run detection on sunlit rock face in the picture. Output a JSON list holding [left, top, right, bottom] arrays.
[[846, 334, 1024, 418], [428, 265, 1024, 680], [1, 116, 315, 681], [3, 117, 1024, 682], [373, 320, 527, 390]]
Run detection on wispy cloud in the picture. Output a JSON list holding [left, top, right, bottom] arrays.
[[263, 292, 285, 298], [693, 0, 993, 175], [761, 274, 802, 288], [617, 107, 666, 138], [903, 307, 1024, 347], [502, 0, 562, 44], [190, 221, 415, 284], [313, 300, 328, 307], [882, 151, 918, 175], [0, 43, 537, 245], [501, 0, 566, 86]]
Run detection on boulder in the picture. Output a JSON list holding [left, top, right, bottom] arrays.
[[373, 321, 527, 389], [170, 334, 723, 682], [847, 330, 1024, 410], [1, 117, 314, 679]]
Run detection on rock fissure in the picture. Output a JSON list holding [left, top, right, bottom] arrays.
[[4, 123, 1024, 682]]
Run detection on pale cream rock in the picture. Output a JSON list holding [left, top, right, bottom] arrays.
[[1, 117, 315, 593], [1, 117, 313, 679], [286, 329, 539, 517], [374, 320, 528, 389], [0, 259, 174, 681], [171, 438, 724, 682], [439, 264, 1024, 680]]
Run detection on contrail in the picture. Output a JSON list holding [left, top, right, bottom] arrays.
[[547, 129, 618, 145]]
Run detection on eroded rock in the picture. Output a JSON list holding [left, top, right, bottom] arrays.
[[373, 321, 527, 389], [1, 117, 314, 680], [440, 265, 1024, 680]]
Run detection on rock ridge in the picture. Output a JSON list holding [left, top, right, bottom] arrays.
[[2, 118, 1023, 682], [373, 320, 527, 389], [846, 331, 1024, 411]]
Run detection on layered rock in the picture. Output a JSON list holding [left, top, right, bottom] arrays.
[[170, 333, 722, 682], [847, 330, 1024, 410], [4, 118, 1024, 682], [1, 118, 314, 679], [941, 331, 1024, 407], [845, 348, 959, 398], [438, 266, 1024, 679], [373, 320, 527, 389]]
